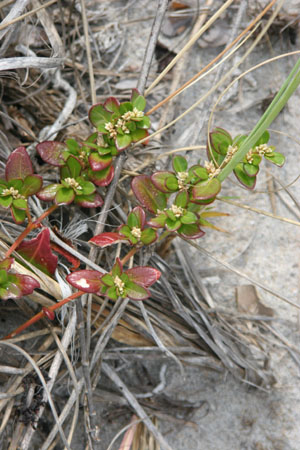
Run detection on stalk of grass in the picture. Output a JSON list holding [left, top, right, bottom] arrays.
[[217, 57, 300, 182]]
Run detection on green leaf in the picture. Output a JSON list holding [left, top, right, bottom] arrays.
[[11, 205, 26, 224], [12, 198, 27, 210], [147, 213, 167, 228], [9, 179, 23, 190], [243, 163, 259, 177], [209, 128, 232, 155], [66, 139, 80, 153], [89, 104, 112, 127], [0, 269, 8, 284], [101, 274, 114, 287], [0, 195, 12, 208], [119, 102, 133, 115], [66, 156, 82, 178], [175, 190, 188, 208], [141, 228, 157, 245], [132, 95, 146, 111], [166, 218, 181, 231], [128, 212, 139, 228], [177, 223, 205, 239], [79, 180, 96, 196], [130, 129, 148, 143], [173, 156, 188, 173], [151, 172, 177, 193], [136, 116, 151, 128], [55, 187, 75, 205], [126, 281, 150, 301], [192, 178, 221, 201], [188, 165, 209, 182], [116, 134, 132, 150], [181, 211, 197, 224], [234, 164, 256, 189], [264, 152, 285, 167], [112, 258, 122, 277], [255, 130, 270, 146], [21, 175, 43, 197], [106, 286, 118, 300]]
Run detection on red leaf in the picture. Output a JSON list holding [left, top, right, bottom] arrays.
[[89, 232, 127, 248], [36, 141, 67, 166], [16, 228, 58, 276], [15, 274, 40, 297], [5, 147, 33, 181], [131, 175, 167, 213], [66, 270, 104, 293], [126, 266, 161, 287]]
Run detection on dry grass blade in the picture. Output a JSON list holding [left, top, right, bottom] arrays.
[[184, 239, 300, 310], [0, 341, 70, 450], [217, 197, 300, 227], [102, 362, 173, 450]]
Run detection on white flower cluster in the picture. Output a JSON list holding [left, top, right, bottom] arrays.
[[64, 178, 82, 190], [1, 187, 25, 199], [205, 161, 221, 178], [104, 108, 144, 139], [114, 275, 125, 294]]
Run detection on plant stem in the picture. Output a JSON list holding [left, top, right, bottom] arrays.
[[217, 57, 300, 183], [2, 291, 83, 340], [5, 204, 58, 258]]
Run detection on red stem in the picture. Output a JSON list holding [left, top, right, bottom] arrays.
[[5, 204, 58, 258], [2, 291, 83, 340]]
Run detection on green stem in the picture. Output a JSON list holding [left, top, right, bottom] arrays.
[[217, 57, 300, 183], [5, 204, 58, 258]]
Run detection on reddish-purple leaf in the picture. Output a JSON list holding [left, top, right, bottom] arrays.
[[36, 141, 67, 166], [66, 270, 103, 293], [131, 175, 167, 213], [37, 184, 60, 202], [16, 228, 58, 276], [126, 266, 161, 287], [88, 165, 114, 187], [14, 273, 40, 297], [5, 147, 33, 181], [89, 232, 127, 247]]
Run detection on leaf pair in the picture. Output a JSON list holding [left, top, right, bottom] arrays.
[[208, 128, 285, 189], [0, 147, 42, 223], [90, 206, 157, 248], [37, 156, 103, 208], [89, 89, 150, 151], [67, 257, 161, 301]]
